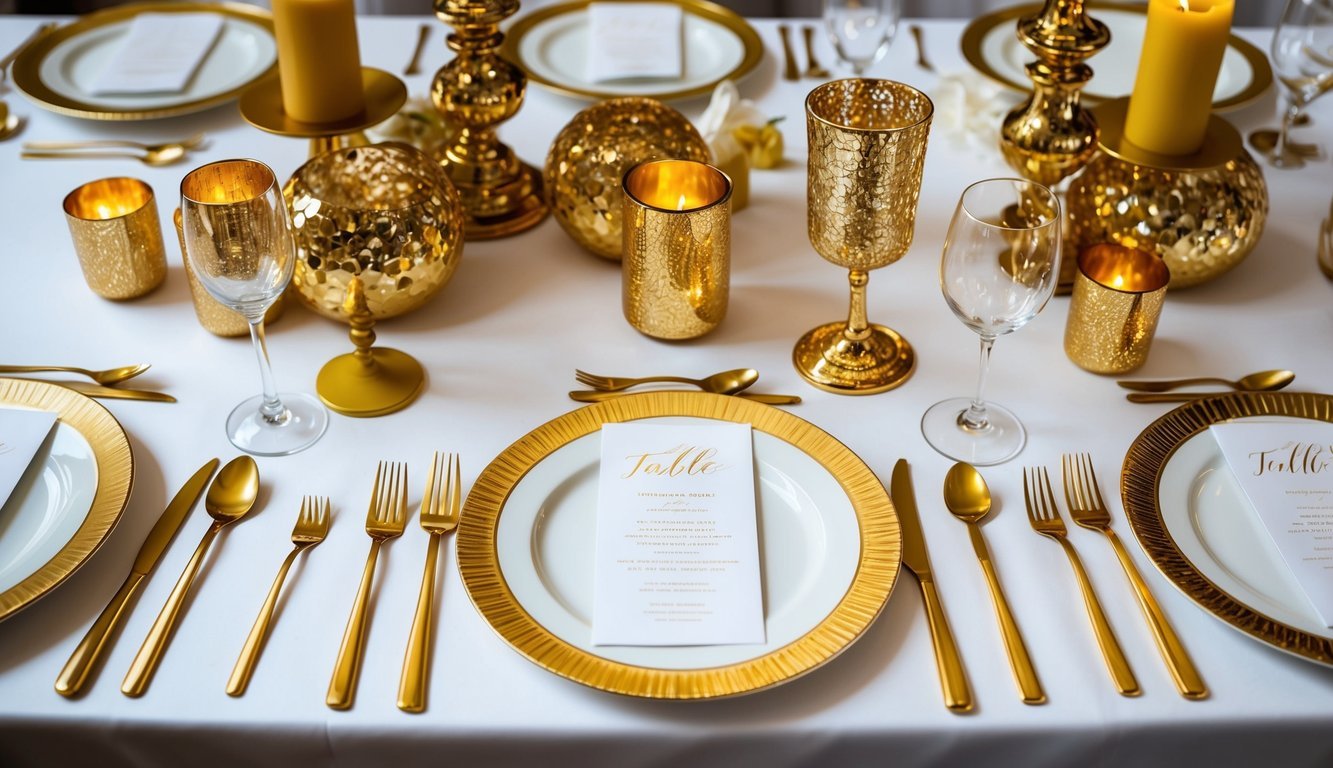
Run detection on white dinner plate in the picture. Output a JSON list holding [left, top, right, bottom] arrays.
[[458, 392, 901, 698], [1123, 392, 1333, 666], [13, 2, 277, 121], [0, 379, 133, 622], [961, 2, 1272, 111], [502, 0, 764, 102]]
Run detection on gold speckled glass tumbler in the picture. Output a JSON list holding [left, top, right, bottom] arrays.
[[1064, 244, 1170, 374], [63, 178, 167, 300], [622, 160, 732, 340]]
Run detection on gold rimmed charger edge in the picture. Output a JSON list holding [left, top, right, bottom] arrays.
[[10, 1, 277, 122], [456, 390, 901, 700], [959, 1, 1272, 112], [1120, 390, 1333, 666], [501, 0, 764, 102], [0, 378, 134, 621]]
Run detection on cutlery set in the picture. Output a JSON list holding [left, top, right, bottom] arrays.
[[1119, 368, 1294, 403], [20, 133, 206, 166], [896, 453, 1206, 712], [778, 24, 831, 82], [0, 363, 174, 402], [54, 452, 463, 713], [569, 367, 801, 404]]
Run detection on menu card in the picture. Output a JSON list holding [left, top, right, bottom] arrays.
[[585, 3, 683, 83], [0, 409, 57, 511], [592, 422, 765, 646], [89, 13, 224, 95], [1211, 422, 1333, 626]]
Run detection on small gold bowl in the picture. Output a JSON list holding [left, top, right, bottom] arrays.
[[284, 144, 464, 321], [544, 97, 711, 260]]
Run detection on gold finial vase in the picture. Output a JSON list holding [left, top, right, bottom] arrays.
[[430, 0, 547, 239], [315, 277, 425, 417]]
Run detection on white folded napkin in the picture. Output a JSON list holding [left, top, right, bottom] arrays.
[[0, 409, 57, 513], [585, 2, 683, 83], [88, 13, 225, 96]]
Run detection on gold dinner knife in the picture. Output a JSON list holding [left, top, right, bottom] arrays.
[[44, 380, 176, 403], [569, 390, 802, 405], [891, 459, 973, 713], [54, 458, 219, 697]]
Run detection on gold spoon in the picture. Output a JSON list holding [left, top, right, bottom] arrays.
[[122, 456, 260, 697], [24, 133, 207, 153], [1116, 369, 1295, 393], [801, 26, 830, 79], [0, 109, 21, 142], [943, 462, 1045, 705], [574, 367, 759, 394], [0, 362, 150, 386], [22, 144, 188, 167]]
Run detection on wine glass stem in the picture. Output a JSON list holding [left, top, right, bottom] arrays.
[[1276, 97, 1303, 160], [961, 335, 996, 432], [247, 318, 288, 424], [845, 269, 870, 341]]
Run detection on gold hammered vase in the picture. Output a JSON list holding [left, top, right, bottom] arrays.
[[284, 144, 464, 321], [545, 98, 711, 260]]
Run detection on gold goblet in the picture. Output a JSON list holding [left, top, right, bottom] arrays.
[[795, 79, 933, 395]]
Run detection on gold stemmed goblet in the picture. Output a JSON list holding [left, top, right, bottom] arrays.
[[795, 78, 933, 394]]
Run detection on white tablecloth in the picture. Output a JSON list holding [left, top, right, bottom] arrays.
[[1, 15, 1332, 768]]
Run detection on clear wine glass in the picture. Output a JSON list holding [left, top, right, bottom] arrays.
[[921, 179, 1061, 466], [180, 159, 328, 456], [823, 0, 900, 76], [1269, 0, 1333, 168]]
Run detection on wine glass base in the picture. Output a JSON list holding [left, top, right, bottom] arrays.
[[226, 393, 329, 457], [793, 321, 915, 395], [921, 398, 1026, 466], [316, 347, 424, 417]]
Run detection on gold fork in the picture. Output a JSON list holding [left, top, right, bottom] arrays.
[[1023, 466, 1140, 696], [398, 452, 461, 713], [1062, 454, 1207, 699], [327, 462, 408, 710], [227, 497, 331, 697]]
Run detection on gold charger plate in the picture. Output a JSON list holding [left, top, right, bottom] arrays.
[[0, 378, 134, 622], [12, 2, 277, 121], [457, 391, 901, 699], [502, 0, 764, 102], [1122, 392, 1333, 665], [961, 2, 1272, 112]]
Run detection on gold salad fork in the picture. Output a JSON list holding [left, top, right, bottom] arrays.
[[227, 497, 331, 697], [1062, 454, 1207, 699], [1023, 467, 1140, 696], [327, 463, 408, 710], [398, 452, 461, 713]]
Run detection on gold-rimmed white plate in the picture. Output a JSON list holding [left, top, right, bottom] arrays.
[[503, 0, 764, 102], [0, 378, 133, 622], [1122, 392, 1333, 666], [12, 2, 276, 121], [458, 391, 900, 699], [961, 2, 1272, 112]]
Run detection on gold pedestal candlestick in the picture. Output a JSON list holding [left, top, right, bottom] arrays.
[[997, 0, 1108, 290], [430, 0, 547, 239], [316, 278, 425, 418], [239, 68, 408, 158]]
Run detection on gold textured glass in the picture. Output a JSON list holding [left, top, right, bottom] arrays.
[[1064, 244, 1170, 374], [180, 159, 328, 456], [921, 178, 1061, 466], [63, 177, 167, 300], [794, 78, 933, 394]]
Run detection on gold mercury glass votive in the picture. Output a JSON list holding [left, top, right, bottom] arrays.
[[171, 208, 285, 337], [63, 177, 166, 300], [622, 159, 732, 340], [1064, 244, 1171, 374]]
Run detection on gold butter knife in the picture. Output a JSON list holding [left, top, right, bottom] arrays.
[[569, 390, 801, 405], [891, 459, 973, 713], [1125, 392, 1247, 404], [55, 459, 219, 697], [49, 381, 176, 403]]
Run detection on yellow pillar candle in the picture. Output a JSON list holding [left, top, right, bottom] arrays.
[[272, 0, 365, 124], [1123, 0, 1234, 156]]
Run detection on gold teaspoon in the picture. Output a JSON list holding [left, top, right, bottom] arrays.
[[122, 456, 260, 697], [1117, 369, 1294, 393]]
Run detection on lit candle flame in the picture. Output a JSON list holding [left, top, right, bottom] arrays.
[[676, 193, 688, 211], [1177, 0, 1189, 11]]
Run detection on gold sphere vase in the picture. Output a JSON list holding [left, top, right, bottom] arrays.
[[284, 144, 465, 416], [794, 79, 934, 395]]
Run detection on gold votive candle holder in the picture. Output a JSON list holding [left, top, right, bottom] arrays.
[[63, 178, 166, 300], [172, 208, 284, 337], [622, 159, 732, 340], [1064, 244, 1170, 374]]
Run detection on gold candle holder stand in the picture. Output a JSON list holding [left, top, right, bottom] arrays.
[[997, 0, 1108, 291], [315, 277, 425, 418], [429, 0, 548, 239], [1065, 98, 1268, 290], [239, 68, 408, 157]]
